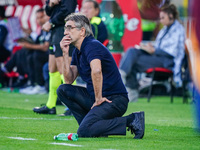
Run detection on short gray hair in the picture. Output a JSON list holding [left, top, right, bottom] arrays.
[[65, 13, 94, 37]]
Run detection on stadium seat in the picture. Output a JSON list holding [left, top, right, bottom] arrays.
[[145, 67, 174, 103], [4, 71, 28, 88], [5, 71, 19, 87]]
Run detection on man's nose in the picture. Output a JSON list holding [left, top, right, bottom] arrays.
[[64, 29, 69, 35]]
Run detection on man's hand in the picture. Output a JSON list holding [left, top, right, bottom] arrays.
[[42, 21, 52, 32], [60, 35, 71, 54], [91, 97, 112, 109], [18, 42, 32, 50], [18, 42, 27, 47], [49, 0, 61, 7]]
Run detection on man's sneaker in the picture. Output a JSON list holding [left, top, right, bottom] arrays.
[[12, 78, 27, 88], [33, 106, 56, 114], [58, 109, 73, 116], [127, 111, 145, 139], [25, 85, 47, 95]]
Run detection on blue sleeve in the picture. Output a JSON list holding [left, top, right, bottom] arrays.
[[50, 0, 77, 25], [0, 25, 8, 46]]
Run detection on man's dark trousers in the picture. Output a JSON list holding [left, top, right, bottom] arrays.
[[26, 50, 48, 86], [57, 84, 129, 137]]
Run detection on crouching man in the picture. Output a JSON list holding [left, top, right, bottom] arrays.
[[57, 13, 145, 139]]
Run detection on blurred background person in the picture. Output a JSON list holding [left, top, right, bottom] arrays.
[[0, 6, 15, 87], [0, 26, 37, 88], [33, 0, 77, 114], [119, 4, 185, 102], [0, 8, 50, 92], [0, 6, 15, 63], [18, 8, 51, 94], [81, 0, 108, 43], [0, 48, 29, 88]]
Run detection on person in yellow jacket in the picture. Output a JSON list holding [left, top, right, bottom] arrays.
[[81, 0, 108, 43]]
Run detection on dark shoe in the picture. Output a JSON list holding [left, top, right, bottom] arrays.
[[12, 78, 27, 88], [58, 109, 73, 116], [33, 106, 56, 114], [127, 111, 145, 139]]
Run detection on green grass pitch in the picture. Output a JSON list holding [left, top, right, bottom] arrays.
[[0, 90, 199, 150]]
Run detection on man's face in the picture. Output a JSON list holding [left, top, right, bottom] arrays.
[[64, 20, 82, 44], [81, 2, 99, 20], [36, 12, 45, 26]]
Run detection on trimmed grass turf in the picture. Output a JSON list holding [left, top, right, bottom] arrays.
[[0, 90, 199, 150]]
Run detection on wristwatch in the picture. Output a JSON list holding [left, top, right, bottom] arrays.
[[49, 21, 55, 28]]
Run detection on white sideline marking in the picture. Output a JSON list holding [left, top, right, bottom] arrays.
[[8, 137, 36, 141], [0, 117, 73, 121], [50, 142, 83, 147]]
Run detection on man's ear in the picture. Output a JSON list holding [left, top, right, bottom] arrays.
[[80, 27, 86, 36]]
